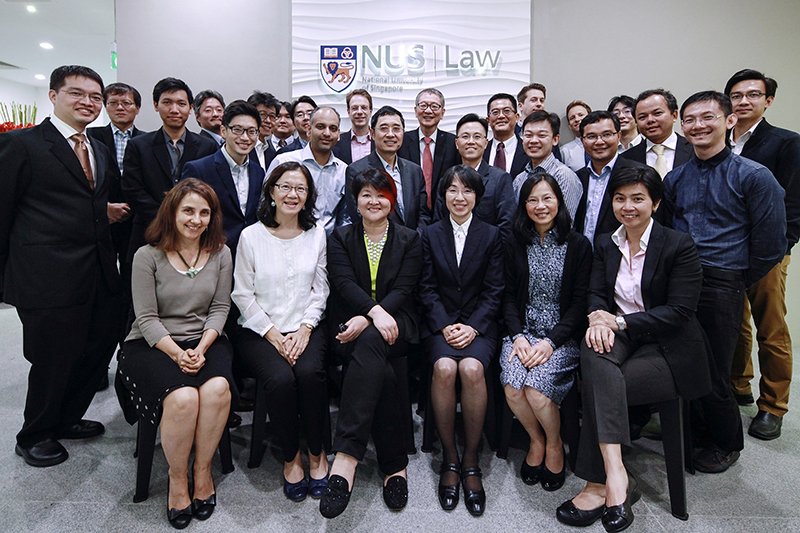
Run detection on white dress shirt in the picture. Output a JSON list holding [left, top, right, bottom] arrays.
[[451, 214, 473, 266], [645, 132, 678, 173]]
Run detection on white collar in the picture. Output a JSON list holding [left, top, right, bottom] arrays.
[[611, 217, 655, 251], [450, 214, 473, 234], [50, 114, 83, 140], [646, 132, 678, 151]]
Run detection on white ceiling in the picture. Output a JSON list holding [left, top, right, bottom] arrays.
[[0, 0, 115, 87]]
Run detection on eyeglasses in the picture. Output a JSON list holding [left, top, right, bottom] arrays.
[[729, 91, 765, 102], [457, 133, 486, 142], [416, 102, 442, 112], [582, 131, 618, 142], [107, 100, 136, 109], [273, 183, 308, 195], [612, 108, 633, 117], [681, 114, 723, 127], [258, 111, 277, 121], [489, 107, 516, 118], [293, 111, 312, 119], [61, 89, 103, 104], [228, 125, 259, 138]]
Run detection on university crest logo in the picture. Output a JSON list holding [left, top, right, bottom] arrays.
[[320, 45, 357, 93]]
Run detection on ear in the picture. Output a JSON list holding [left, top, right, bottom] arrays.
[[765, 96, 774, 110], [48, 89, 57, 106], [726, 113, 738, 129], [552, 134, 560, 147], [653, 199, 662, 212]]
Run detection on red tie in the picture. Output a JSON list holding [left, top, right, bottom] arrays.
[[422, 136, 433, 209], [71, 133, 95, 189], [494, 141, 507, 171]]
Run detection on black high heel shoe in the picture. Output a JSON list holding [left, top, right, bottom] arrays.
[[166, 479, 192, 530], [461, 466, 486, 517], [192, 469, 217, 520], [319, 474, 352, 519], [556, 498, 605, 527], [601, 473, 640, 533], [438, 462, 461, 510], [520, 460, 543, 485]]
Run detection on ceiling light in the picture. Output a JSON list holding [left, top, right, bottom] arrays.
[[34, 74, 46, 80], [26, 5, 37, 13], [39, 42, 53, 50]]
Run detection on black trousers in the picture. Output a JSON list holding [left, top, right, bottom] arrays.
[[237, 326, 328, 461], [334, 325, 409, 476], [574, 332, 677, 484], [16, 275, 121, 447], [694, 267, 745, 452]]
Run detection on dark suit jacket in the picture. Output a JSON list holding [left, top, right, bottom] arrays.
[[249, 141, 278, 172], [121, 127, 218, 260], [182, 149, 265, 256], [739, 119, 800, 253], [344, 152, 431, 230], [433, 161, 515, 243], [503, 231, 592, 346], [0, 119, 119, 308], [277, 137, 304, 155], [199, 129, 223, 146], [589, 221, 711, 399], [327, 221, 422, 343], [419, 217, 504, 339], [620, 133, 693, 172], [574, 156, 649, 246], [398, 129, 459, 199], [483, 137, 528, 178]]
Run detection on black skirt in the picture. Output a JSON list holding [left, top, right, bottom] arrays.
[[426, 332, 496, 369]]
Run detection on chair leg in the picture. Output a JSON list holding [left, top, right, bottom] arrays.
[[133, 420, 157, 503], [421, 364, 436, 453], [248, 378, 268, 469], [219, 425, 234, 474], [497, 399, 513, 459], [560, 382, 581, 473], [483, 360, 499, 451], [658, 398, 688, 521], [682, 398, 695, 475]]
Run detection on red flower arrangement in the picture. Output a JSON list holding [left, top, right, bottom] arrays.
[[0, 102, 37, 133]]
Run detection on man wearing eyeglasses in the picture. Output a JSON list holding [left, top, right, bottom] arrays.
[[278, 96, 319, 154], [724, 69, 800, 441], [334, 88, 374, 165], [664, 91, 786, 473], [268, 106, 348, 235], [398, 88, 459, 209], [1, 65, 122, 467], [483, 93, 529, 178], [246, 90, 280, 171]]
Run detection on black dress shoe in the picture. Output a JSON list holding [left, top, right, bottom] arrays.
[[734, 392, 754, 406], [383, 475, 408, 511], [693, 446, 740, 473], [319, 474, 352, 518], [15, 439, 68, 467], [520, 460, 542, 486], [191, 493, 216, 520], [748, 410, 782, 440], [57, 420, 104, 440], [283, 476, 309, 502], [461, 466, 486, 517], [438, 463, 460, 510], [309, 474, 329, 499], [167, 480, 192, 530], [601, 476, 640, 533], [555, 499, 605, 527], [541, 464, 566, 491]]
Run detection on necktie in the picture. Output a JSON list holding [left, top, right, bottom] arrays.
[[278, 138, 287, 148], [652, 144, 667, 178], [71, 133, 94, 189], [455, 227, 466, 266], [494, 141, 507, 171], [422, 136, 433, 209]]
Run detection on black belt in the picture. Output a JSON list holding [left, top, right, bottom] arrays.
[[702, 265, 744, 281]]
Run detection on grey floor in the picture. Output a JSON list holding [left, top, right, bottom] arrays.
[[1, 303, 798, 532]]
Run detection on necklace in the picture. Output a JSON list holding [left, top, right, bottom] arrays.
[[176, 248, 202, 278], [364, 225, 388, 265]]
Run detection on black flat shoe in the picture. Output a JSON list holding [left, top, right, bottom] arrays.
[[438, 462, 460, 510], [555, 499, 605, 527], [748, 410, 782, 440], [309, 474, 329, 499], [383, 475, 408, 511], [601, 472, 641, 533], [541, 464, 566, 491], [191, 493, 216, 520], [167, 480, 192, 530], [520, 460, 542, 485], [319, 474, 352, 518], [15, 438, 68, 467], [283, 476, 309, 502], [461, 466, 486, 517]]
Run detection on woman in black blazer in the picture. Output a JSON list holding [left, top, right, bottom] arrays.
[[419, 165, 504, 516], [319, 168, 422, 519], [500, 172, 592, 494], [556, 167, 711, 532]]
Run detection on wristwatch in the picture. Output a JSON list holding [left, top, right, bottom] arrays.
[[615, 316, 627, 331], [302, 323, 314, 331]]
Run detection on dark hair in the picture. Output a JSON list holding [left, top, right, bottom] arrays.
[[103, 82, 141, 107], [370, 105, 405, 129], [521, 110, 560, 136], [456, 113, 489, 134], [517, 83, 547, 104], [346, 88, 373, 109], [608, 166, 664, 205], [222, 100, 261, 128], [193, 90, 225, 115], [145, 178, 226, 253], [680, 91, 732, 119], [257, 162, 318, 231], [579, 110, 620, 137], [724, 68, 778, 98], [49, 65, 104, 92], [438, 165, 485, 204], [291, 95, 318, 118], [566, 100, 592, 116], [607, 95, 636, 112], [351, 167, 398, 211], [512, 173, 571, 245], [487, 93, 517, 115], [153, 77, 193, 104], [247, 90, 279, 112], [634, 88, 678, 114]]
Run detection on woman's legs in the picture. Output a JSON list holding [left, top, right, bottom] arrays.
[[458, 358, 486, 491], [193, 376, 230, 500], [526, 388, 563, 473], [161, 387, 199, 510], [504, 385, 546, 466], [292, 328, 329, 479]]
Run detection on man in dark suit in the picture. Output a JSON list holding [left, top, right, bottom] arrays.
[[574, 111, 647, 247], [268, 100, 296, 153], [278, 95, 318, 154], [725, 69, 800, 440], [483, 93, 528, 178], [622, 89, 692, 177], [333, 88, 373, 165], [0, 65, 121, 467], [398, 88, 459, 209], [182, 100, 265, 259], [346, 106, 431, 230], [193, 89, 226, 146], [247, 90, 280, 171], [515, 83, 563, 162], [121, 77, 218, 268]]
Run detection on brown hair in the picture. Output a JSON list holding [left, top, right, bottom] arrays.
[[144, 178, 226, 253]]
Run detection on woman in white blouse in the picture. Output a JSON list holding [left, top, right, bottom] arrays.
[[232, 162, 330, 502]]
